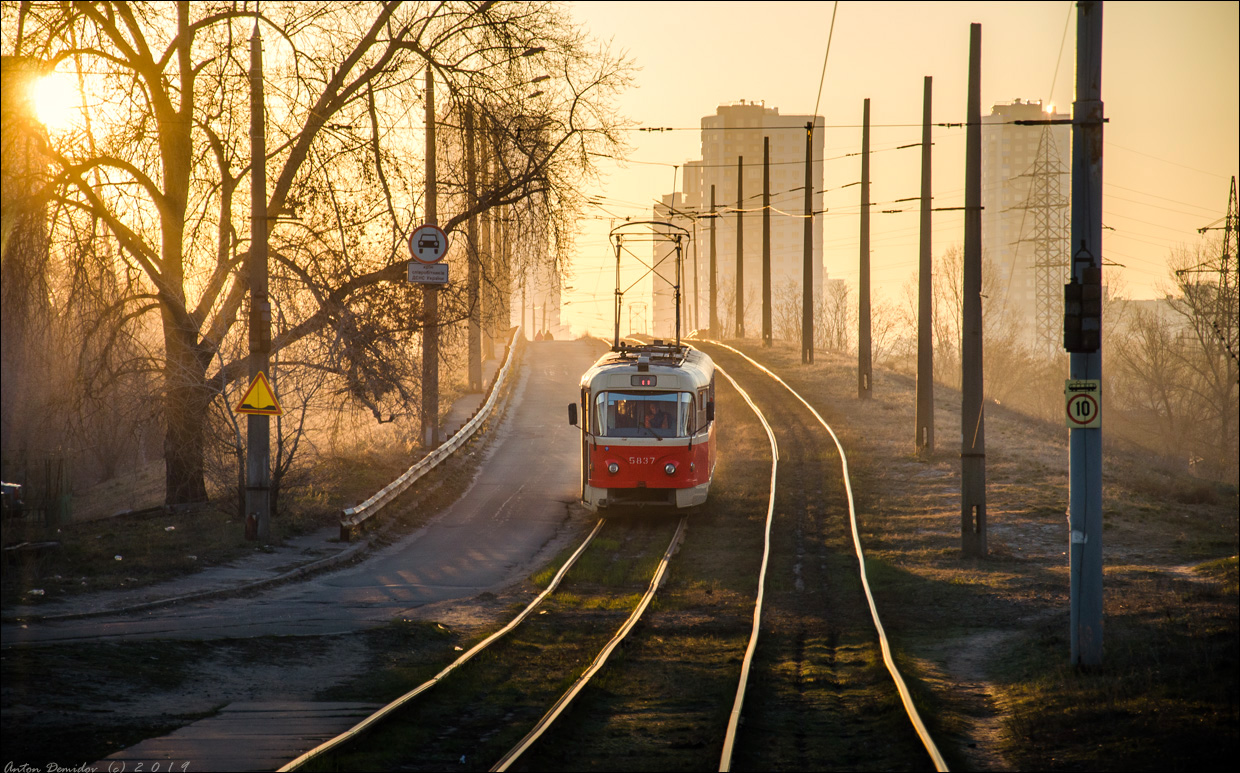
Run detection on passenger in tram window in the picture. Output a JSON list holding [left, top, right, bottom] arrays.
[[643, 401, 670, 430]]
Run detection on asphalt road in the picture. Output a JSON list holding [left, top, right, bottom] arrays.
[[3, 338, 604, 644]]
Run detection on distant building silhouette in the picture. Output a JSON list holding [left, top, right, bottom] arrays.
[[652, 101, 824, 338], [982, 99, 1071, 350]]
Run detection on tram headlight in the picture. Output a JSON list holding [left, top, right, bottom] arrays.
[[664, 462, 677, 475], [607, 461, 620, 475]]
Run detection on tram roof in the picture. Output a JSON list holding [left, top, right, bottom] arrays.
[[581, 340, 713, 387]]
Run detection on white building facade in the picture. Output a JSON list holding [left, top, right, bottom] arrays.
[[651, 101, 824, 339], [982, 99, 1071, 349]]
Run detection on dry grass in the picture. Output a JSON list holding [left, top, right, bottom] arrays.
[[720, 338, 1239, 771], [0, 430, 417, 608], [4, 336, 1235, 770]]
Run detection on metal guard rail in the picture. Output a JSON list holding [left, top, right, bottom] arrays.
[[339, 326, 522, 540]]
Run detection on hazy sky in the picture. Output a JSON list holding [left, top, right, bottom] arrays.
[[558, 0, 1240, 336]]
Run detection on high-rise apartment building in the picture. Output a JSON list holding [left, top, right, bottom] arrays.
[[982, 99, 1071, 349], [651, 101, 824, 339]]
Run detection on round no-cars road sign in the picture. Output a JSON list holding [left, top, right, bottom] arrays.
[[408, 224, 449, 264]]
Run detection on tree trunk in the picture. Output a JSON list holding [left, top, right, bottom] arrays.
[[163, 377, 212, 504], [162, 318, 212, 505]]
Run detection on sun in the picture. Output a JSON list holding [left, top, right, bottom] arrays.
[[31, 70, 79, 131]]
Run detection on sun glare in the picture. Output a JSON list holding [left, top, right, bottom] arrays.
[[32, 70, 79, 130]]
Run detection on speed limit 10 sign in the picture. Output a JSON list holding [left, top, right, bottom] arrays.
[[1064, 379, 1101, 429]]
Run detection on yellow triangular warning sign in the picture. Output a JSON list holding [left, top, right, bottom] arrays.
[[235, 371, 284, 416]]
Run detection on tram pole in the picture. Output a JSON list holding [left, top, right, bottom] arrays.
[[961, 23, 987, 558], [858, 99, 872, 399], [1068, 0, 1105, 666], [613, 235, 622, 348], [676, 236, 683, 345], [735, 155, 745, 339], [465, 104, 482, 391], [802, 122, 814, 364], [480, 116, 494, 357], [916, 76, 935, 455], [692, 222, 700, 332], [763, 137, 772, 346], [421, 66, 440, 447], [710, 185, 718, 334], [246, 17, 272, 541]]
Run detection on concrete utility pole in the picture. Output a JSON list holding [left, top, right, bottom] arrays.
[[465, 104, 482, 392], [710, 185, 718, 334], [480, 116, 494, 356], [675, 234, 684, 344], [917, 76, 935, 455], [735, 155, 745, 338], [858, 99, 872, 399], [1068, 0, 1104, 666], [802, 121, 814, 364], [763, 137, 772, 346], [692, 227, 700, 332], [246, 19, 272, 541], [961, 22, 987, 558], [421, 66, 440, 447], [501, 204, 511, 338]]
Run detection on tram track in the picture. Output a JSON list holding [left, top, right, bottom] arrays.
[[284, 338, 944, 772], [698, 340, 947, 772], [280, 354, 781, 772], [284, 513, 697, 772]]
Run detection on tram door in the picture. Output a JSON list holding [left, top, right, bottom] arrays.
[[579, 386, 590, 501]]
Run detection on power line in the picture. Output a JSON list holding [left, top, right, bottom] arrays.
[[1047, 1, 1073, 107], [626, 120, 1016, 131], [1103, 182, 1222, 216], [811, 1, 840, 123], [1107, 142, 1233, 180]]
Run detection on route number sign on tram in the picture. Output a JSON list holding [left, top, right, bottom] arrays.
[[1064, 379, 1101, 429]]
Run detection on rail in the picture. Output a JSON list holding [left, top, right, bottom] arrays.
[[713, 363, 780, 773], [704, 340, 949, 772], [492, 517, 688, 772], [339, 325, 521, 540], [279, 516, 606, 772]]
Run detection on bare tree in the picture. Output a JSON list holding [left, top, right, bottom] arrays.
[[3, 1, 633, 506], [871, 298, 906, 369], [816, 279, 852, 354], [773, 279, 801, 343], [1166, 243, 1239, 481], [1112, 302, 1198, 464]]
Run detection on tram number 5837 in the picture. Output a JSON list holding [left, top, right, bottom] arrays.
[[628, 456, 656, 465]]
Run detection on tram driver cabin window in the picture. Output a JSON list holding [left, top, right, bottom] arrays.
[[593, 392, 696, 438]]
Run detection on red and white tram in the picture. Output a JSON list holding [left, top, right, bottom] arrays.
[[569, 340, 715, 509]]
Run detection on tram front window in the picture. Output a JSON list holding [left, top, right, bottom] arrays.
[[594, 391, 695, 438]]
